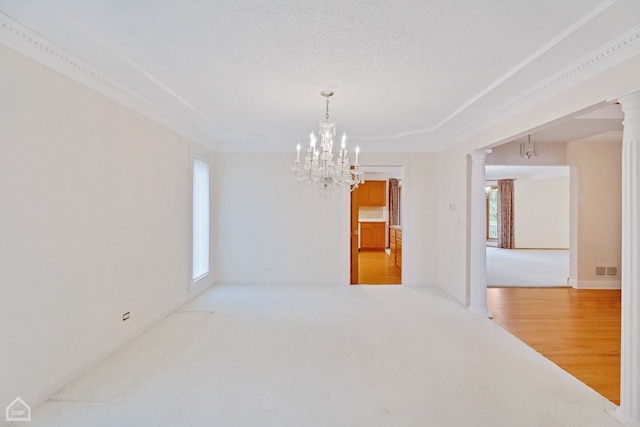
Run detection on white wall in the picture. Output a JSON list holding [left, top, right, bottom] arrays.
[[437, 143, 470, 305], [213, 151, 439, 287], [213, 152, 349, 285], [514, 177, 570, 249], [0, 44, 213, 412], [567, 131, 622, 289]]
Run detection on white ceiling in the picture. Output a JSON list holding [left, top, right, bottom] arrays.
[[1, 0, 639, 152], [497, 102, 624, 147]]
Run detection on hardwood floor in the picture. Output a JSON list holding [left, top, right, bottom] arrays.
[[487, 287, 621, 404], [357, 250, 401, 284]]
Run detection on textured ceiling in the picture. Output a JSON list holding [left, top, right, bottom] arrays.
[[1, 0, 639, 151]]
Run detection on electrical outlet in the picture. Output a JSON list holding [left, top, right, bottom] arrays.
[[122, 312, 130, 321]]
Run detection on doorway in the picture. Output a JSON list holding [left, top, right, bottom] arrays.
[[476, 106, 623, 405], [350, 166, 403, 285], [485, 166, 571, 287]]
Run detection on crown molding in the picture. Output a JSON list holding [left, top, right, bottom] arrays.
[[501, 25, 640, 114], [340, 20, 640, 151], [2, 11, 639, 153], [0, 12, 216, 150], [440, 24, 640, 151]]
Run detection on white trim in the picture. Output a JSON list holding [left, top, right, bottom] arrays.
[[0, 12, 215, 150], [3, 11, 640, 154], [503, 25, 640, 113], [215, 280, 347, 287], [618, 91, 640, 426], [608, 408, 640, 427], [568, 278, 621, 289], [432, 0, 616, 134], [436, 23, 640, 151], [348, 161, 411, 286], [468, 150, 492, 317]]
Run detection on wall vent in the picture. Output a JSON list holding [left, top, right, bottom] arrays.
[[595, 266, 619, 277]]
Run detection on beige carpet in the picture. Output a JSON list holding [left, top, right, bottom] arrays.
[[487, 247, 570, 287], [27, 285, 619, 427]]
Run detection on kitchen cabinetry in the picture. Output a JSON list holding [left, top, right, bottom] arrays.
[[360, 222, 385, 250], [357, 180, 386, 206], [390, 226, 402, 268]]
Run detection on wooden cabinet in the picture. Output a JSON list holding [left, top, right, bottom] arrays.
[[360, 222, 385, 250], [357, 180, 386, 206], [390, 227, 402, 269]]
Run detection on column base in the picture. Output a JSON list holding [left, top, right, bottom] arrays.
[[607, 408, 640, 427], [468, 307, 494, 318]]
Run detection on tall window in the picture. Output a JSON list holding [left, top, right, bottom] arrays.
[[192, 157, 210, 281], [486, 186, 498, 240]]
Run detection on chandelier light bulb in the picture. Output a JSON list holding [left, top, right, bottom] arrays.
[[310, 131, 316, 149]]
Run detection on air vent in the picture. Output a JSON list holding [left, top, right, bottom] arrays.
[[595, 266, 619, 277]]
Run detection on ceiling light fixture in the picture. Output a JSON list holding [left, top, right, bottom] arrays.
[[520, 134, 538, 159], [291, 91, 364, 196]]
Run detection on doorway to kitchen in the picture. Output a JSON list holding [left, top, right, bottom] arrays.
[[350, 166, 403, 285]]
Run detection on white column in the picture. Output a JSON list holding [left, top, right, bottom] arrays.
[[616, 91, 640, 427], [469, 149, 492, 316]]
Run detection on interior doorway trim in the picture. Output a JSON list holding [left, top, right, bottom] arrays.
[[350, 165, 404, 286], [468, 150, 491, 316]]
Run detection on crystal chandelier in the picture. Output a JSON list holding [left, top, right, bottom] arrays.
[[291, 91, 365, 195], [520, 134, 538, 159]]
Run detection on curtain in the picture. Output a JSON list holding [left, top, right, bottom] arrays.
[[389, 179, 400, 225], [497, 179, 514, 249], [192, 157, 210, 280]]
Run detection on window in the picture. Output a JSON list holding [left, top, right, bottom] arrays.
[[486, 186, 498, 241], [192, 157, 210, 281]]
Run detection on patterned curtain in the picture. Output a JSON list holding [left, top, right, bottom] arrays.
[[497, 179, 514, 249], [389, 179, 400, 225]]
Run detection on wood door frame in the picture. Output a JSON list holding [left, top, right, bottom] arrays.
[[350, 187, 359, 284]]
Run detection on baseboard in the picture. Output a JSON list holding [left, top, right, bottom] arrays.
[[14, 279, 214, 423], [512, 247, 570, 250], [214, 279, 346, 286], [569, 278, 621, 289]]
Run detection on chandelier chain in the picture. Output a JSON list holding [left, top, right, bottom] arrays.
[[325, 97, 330, 121]]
